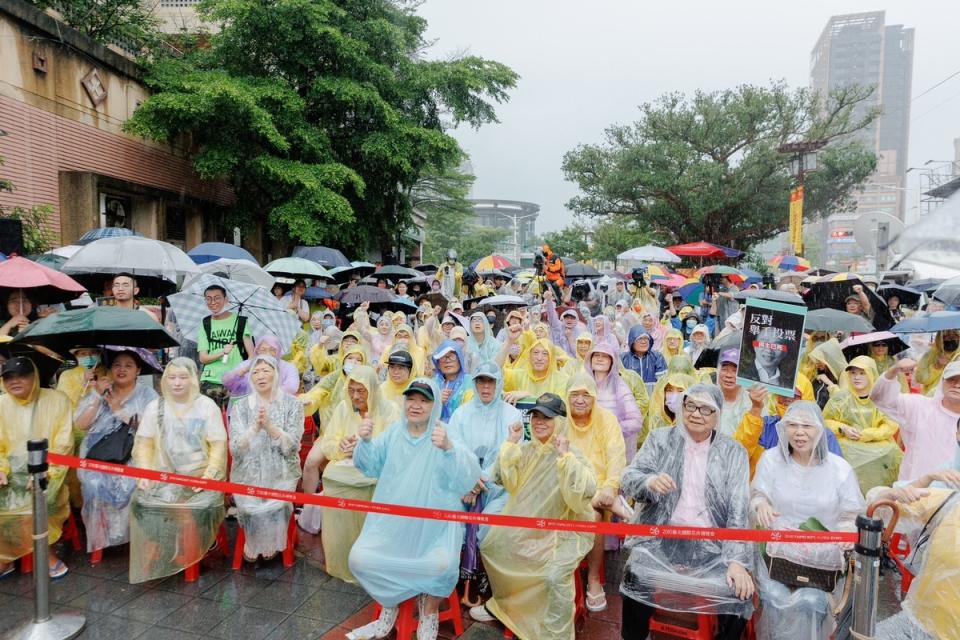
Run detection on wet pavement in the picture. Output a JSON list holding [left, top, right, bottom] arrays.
[[0, 520, 904, 640]]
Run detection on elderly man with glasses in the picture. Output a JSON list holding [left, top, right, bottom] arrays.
[[619, 383, 755, 640]]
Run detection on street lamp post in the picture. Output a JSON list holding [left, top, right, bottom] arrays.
[[502, 212, 538, 265], [778, 140, 827, 257]]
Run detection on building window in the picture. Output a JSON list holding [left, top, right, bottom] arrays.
[[99, 193, 132, 229], [165, 204, 187, 244]]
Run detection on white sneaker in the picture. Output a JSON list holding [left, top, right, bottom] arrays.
[[416, 613, 439, 640], [345, 606, 398, 640], [469, 605, 496, 622]]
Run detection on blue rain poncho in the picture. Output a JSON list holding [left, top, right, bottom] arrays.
[[466, 313, 500, 367], [620, 383, 754, 618], [348, 377, 482, 607], [228, 355, 304, 560], [447, 362, 522, 566], [77, 383, 158, 552], [621, 325, 667, 383], [432, 340, 473, 421]]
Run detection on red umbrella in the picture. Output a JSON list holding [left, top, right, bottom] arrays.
[[665, 242, 726, 258], [0, 256, 87, 304]]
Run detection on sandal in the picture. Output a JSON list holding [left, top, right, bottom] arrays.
[[585, 588, 607, 612], [48, 559, 69, 580]]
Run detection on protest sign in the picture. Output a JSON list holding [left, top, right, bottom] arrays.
[[737, 297, 807, 396]]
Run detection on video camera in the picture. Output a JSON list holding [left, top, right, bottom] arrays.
[[762, 273, 776, 290], [571, 280, 592, 303], [631, 267, 646, 288], [533, 249, 545, 275], [462, 269, 480, 287]]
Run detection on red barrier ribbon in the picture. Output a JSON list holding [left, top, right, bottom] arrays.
[[51, 453, 857, 544]]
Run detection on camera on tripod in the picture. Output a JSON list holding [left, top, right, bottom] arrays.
[[762, 273, 776, 290], [571, 280, 591, 303], [533, 249, 546, 275], [631, 267, 646, 288]]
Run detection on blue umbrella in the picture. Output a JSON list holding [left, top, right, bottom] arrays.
[[739, 268, 763, 286], [303, 286, 333, 301], [890, 311, 960, 334], [188, 242, 259, 265], [76, 227, 142, 245]]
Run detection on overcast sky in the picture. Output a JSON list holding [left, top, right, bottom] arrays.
[[419, 1, 960, 233]]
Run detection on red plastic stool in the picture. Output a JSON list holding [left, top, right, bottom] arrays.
[[649, 610, 717, 639], [372, 590, 464, 640], [888, 533, 914, 597], [20, 511, 82, 574], [232, 513, 297, 571], [183, 523, 230, 583]]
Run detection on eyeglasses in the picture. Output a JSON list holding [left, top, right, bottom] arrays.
[[682, 400, 716, 417], [205, 296, 225, 303]]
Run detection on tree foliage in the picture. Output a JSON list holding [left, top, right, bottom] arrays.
[[28, 0, 162, 51], [125, 0, 518, 256], [562, 82, 879, 250], [541, 225, 590, 262], [588, 214, 659, 263]]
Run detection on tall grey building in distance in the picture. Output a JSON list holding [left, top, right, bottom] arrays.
[[810, 11, 914, 268]]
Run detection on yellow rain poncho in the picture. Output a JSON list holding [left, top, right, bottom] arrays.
[[377, 324, 426, 377], [320, 364, 399, 583], [0, 364, 73, 563], [573, 331, 594, 370], [801, 338, 846, 407], [640, 370, 697, 444], [881, 488, 960, 640], [565, 373, 626, 492], [660, 328, 684, 364], [129, 358, 227, 583], [823, 356, 902, 494], [621, 367, 650, 421], [503, 338, 571, 398], [481, 421, 598, 640], [300, 345, 367, 424], [915, 330, 960, 395], [308, 329, 366, 382]]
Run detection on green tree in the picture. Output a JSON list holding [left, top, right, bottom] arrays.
[[562, 82, 879, 251], [541, 224, 590, 262], [126, 0, 517, 257], [588, 214, 660, 263], [28, 0, 161, 51], [453, 225, 511, 267]]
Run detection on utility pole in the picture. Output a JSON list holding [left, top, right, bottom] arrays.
[[778, 140, 827, 257]]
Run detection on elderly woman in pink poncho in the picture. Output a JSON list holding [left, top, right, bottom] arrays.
[[221, 336, 300, 398], [585, 341, 644, 460]]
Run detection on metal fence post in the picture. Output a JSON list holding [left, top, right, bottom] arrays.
[[850, 508, 885, 639], [7, 439, 85, 640]]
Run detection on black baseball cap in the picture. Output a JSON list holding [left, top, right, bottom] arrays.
[[387, 350, 414, 369], [402, 380, 435, 402], [530, 392, 566, 418], [1, 356, 34, 377]]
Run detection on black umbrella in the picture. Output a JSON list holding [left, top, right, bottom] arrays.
[[807, 268, 837, 277], [374, 265, 423, 284], [337, 285, 395, 305], [805, 309, 874, 333], [366, 297, 418, 316], [477, 269, 513, 281], [694, 330, 742, 369], [878, 284, 923, 308], [839, 331, 908, 361], [803, 275, 894, 331], [0, 342, 67, 388], [413, 264, 438, 275], [734, 289, 806, 306], [565, 263, 602, 280]]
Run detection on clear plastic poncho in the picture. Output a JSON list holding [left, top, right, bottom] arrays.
[[348, 377, 482, 607], [447, 362, 521, 550], [320, 364, 399, 583], [228, 355, 304, 560], [750, 401, 865, 640], [822, 356, 902, 494], [466, 313, 500, 367], [620, 384, 754, 618], [915, 331, 959, 396], [77, 383, 158, 552], [0, 369, 73, 564], [129, 358, 227, 583], [481, 412, 598, 640]]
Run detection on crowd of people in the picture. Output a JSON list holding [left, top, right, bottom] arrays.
[[0, 252, 958, 640]]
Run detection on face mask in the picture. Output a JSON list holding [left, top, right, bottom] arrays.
[[944, 339, 959, 352], [78, 356, 99, 369], [343, 362, 356, 375], [665, 392, 682, 414], [487, 316, 497, 325], [322, 319, 334, 327], [686, 320, 697, 330]]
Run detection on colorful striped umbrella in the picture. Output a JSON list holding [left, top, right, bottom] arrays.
[[676, 279, 704, 305], [472, 254, 515, 271], [656, 273, 689, 289], [768, 255, 812, 272], [695, 265, 743, 278], [645, 265, 674, 280]]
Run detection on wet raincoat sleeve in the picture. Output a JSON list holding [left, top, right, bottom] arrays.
[[558, 451, 599, 510], [494, 441, 524, 494], [353, 426, 392, 480], [620, 430, 669, 503], [734, 412, 765, 478], [309, 343, 333, 377]]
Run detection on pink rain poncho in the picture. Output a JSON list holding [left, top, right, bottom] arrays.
[[585, 341, 643, 460]]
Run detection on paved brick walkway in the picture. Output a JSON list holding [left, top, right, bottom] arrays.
[[0, 520, 902, 639]]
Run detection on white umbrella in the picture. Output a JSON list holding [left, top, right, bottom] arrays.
[[47, 245, 82, 258], [167, 274, 300, 353], [617, 245, 681, 263], [263, 257, 332, 281], [184, 258, 276, 289], [62, 236, 200, 286]]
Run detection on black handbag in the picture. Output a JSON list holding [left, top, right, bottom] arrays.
[[764, 552, 840, 592], [86, 414, 140, 464]]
